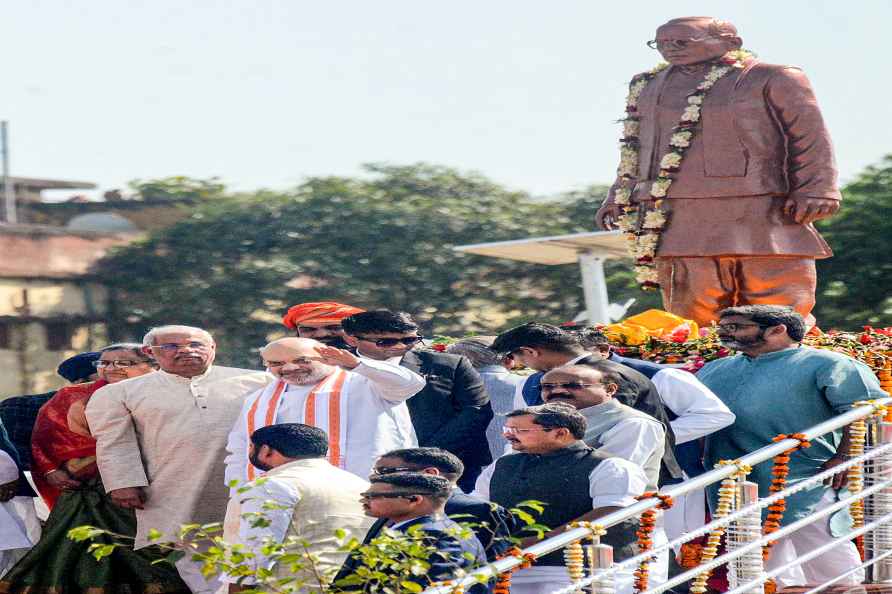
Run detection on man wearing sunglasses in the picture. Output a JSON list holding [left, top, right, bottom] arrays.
[[335, 472, 486, 593], [281, 301, 365, 350], [341, 311, 493, 493], [355, 447, 514, 561]]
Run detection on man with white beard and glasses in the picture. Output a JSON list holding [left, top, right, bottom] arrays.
[[224, 337, 425, 486]]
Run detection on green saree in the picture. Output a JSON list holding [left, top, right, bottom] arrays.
[[0, 477, 188, 593]]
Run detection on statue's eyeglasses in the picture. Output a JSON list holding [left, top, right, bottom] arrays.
[[646, 36, 725, 50]]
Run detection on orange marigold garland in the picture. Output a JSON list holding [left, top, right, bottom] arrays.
[[492, 547, 536, 594], [763, 433, 811, 560], [633, 492, 674, 592]]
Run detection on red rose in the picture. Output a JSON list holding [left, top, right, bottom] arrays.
[[431, 343, 447, 352]]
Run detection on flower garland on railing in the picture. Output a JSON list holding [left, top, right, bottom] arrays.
[[564, 521, 607, 593], [612, 49, 753, 289], [763, 433, 812, 560], [689, 460, 752, 594], [633, 492, 674, 592], [848, 412, 868, 560], [492, 547, 536, 594]]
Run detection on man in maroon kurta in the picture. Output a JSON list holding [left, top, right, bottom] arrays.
[[596, 17, 840, 327]]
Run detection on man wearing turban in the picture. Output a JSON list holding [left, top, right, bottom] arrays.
[[282, 302, 365, 350]]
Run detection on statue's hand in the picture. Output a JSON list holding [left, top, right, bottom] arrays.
[[783, 197, 840, 225], [595, 203, 623, 230]]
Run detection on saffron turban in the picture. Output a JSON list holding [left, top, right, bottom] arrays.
[[282, 302, 365, 329]]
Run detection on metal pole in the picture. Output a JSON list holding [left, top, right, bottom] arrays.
[[727, 481, 764, 594], [1, 121, 15, 224], [588, 544, 615, 594], [867, 422, 892, 582], [578, 252, 610, 325]]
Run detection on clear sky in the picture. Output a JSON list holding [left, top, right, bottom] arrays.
[[4, 0, 890, 199]]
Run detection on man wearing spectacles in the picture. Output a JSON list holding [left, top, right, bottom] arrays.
[[335, 472, 487, 593], [86, 325, 271, 594], [342, 310, 493, 493], [700, 305, 887, 588], [224, 336, 424, 487], [596, 16, 840, 329], [473, 403, 646, 594]]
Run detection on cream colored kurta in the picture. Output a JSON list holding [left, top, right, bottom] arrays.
[[224, 458, 375, 590], [85, 365, 271, 549]]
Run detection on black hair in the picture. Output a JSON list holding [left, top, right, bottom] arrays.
[[506, 402, 587, 439], [719, 305, 806, 342], [341, 310, 419, 336], [491, 323, 583, 356], [573, 328, 611, 350], [370, 472, 452, 503], [380, 447, 465, 479], [250, 423, 328, 458]]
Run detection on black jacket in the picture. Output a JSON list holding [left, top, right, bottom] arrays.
[[400, 350, 494, 469]]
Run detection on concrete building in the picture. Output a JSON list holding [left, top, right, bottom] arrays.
[[0, 224, 133, 395]]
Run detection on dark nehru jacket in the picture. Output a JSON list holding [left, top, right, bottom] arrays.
[[488, 442, 639, 566]]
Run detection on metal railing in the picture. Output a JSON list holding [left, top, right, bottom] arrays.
[[422, 397, 892, 594]]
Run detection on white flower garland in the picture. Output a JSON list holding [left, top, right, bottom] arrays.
[[612, 50, 753, 289]]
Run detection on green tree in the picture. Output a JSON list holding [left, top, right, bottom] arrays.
[[99, 165, 635, 366], [814, 155, 892, 328], [128, 176, 226, 201]]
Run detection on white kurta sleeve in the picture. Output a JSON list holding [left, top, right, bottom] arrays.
[[599, 417, 664, 468], [652, 369, 735, 445], [85, 384, 149, 492], [470, 458, 500, 501], [512, 378, 527, 411], [589, 458, 648, 509], [223, 395, 255, 489], [351, 359, 426, 403], [222, 477, 301, 583]]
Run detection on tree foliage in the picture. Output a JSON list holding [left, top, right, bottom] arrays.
[[100, 164, 651, 366], [99, 158, 890, 366], [815, 155, 892, 329]]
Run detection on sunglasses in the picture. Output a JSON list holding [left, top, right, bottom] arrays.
[[360, 491, 421, 500], [93, 360, 145, 369], [540, 382, 599, 392], [371, 466, 415, 475], [356, 336, 423, 347]]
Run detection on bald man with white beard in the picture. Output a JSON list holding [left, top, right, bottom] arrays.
[[224, 337, 425, 486]]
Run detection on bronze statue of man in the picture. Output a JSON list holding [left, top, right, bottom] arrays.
[[596, 16, 839, 327]]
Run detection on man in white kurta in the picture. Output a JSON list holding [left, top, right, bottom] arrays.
[[85, 325, 270, 594], [224, 337, 425, 487]]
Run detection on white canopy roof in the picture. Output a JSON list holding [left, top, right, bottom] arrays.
[[453, 230, 629, 265]]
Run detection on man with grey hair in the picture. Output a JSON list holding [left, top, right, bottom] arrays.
[[86, 325, 270, 594], [446, 336, 524, 456]]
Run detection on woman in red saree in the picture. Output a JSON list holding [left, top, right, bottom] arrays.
[[0, 343, 188, 593]]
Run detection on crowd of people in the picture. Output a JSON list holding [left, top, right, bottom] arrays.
[[0, 301, 886, 594]]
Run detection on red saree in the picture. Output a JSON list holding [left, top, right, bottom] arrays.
[[31, 379, 107, 509]]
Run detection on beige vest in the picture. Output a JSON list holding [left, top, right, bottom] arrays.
[[265, 458, 375, 589]]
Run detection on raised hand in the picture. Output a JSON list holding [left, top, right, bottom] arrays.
[[312, 345, 360, 370]]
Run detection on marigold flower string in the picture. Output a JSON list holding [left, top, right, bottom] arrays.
[[633, 492, 674, 592], [611, 49, 753, 289], [762, 434, 811, 560]]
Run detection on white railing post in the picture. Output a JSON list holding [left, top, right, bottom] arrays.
[[867, 421, 892, 582], [727, 481, 765, 594], [588, 544, 615, 594]]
